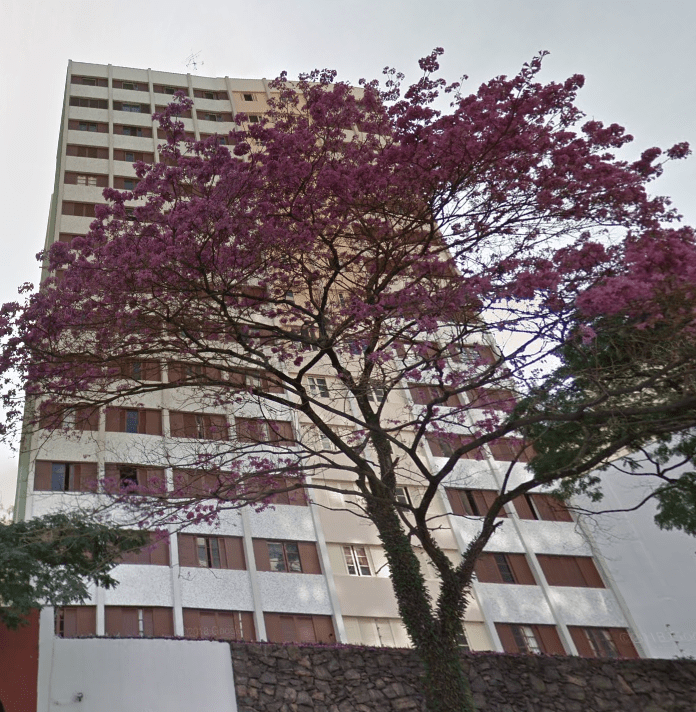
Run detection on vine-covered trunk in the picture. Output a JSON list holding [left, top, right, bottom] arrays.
[[419, 637, 475, 712], [366, 491, 476, 712]]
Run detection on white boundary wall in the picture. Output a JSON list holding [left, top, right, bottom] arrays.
[[38, 629, 237, 712]]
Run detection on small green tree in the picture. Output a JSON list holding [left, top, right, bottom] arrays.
[[0, 513, 146, 629]]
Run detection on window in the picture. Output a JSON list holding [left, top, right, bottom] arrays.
[[103, 464, 166, 494], [268, 541, 302, 572], [253, 539, 321, 573], [183, 609, 255, 641], [113, 149, 155, 163], [496, 623, 566, 655], [186, 535, 246, 569], [567, 627, 639, 658], [119, 532, 170, 565], [54, 607, 96, 637], [169, 411, 229, 440], [243, 93, 254, 102], [105, 407, 163, 435], [121, 125, 143, 137], [168, 361, 222, 383], [243, 475, 307, 506], [34, 461, 98, 493], [467, 387, 516, 411], [198, 537, 221, 568], [204, 113, 221, 122], [63, 171, 109, 188], [66, 144, 109, 160], [343, 617, 410, 648], [204, 91, 215, 100], [248, 114, 260, 123], [122, 82, 138, 91], [155, 84, 182, 95], [235, 418, 294, 446], [394, 486, 411, 506], [62, 201, 97, 217], [69, 97, 108, 109], [488, 437, 535, 463], [456, 629, 470, 651], [171, 469, 235, 500], [123, 178, 136, 191], [446, 489, 506, 518], [456, 344, 496, 366], [120, 103, 142, 113], [512, 625, 542, 653], [427, 434, 483, 459], [409, 384, 461, 407], [124, 410, 138, 433], [307, 376, 329, 398], [513, 493, 573, 522], [68, 120, 107, 133], [474, 553, 536, 585], [536, 555, 605, 588], [300, 326, 320, 351], [493, 553, 515, 583], [368, 383, 387, 403], [119, 360, 161, 382], [343, 546, 371, 576], [38, 403, 99, 432], [264, 613, 335, 644], [71, 76, 107, 87], [105, 607, 174, 638]]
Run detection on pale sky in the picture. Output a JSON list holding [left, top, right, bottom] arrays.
[[0, 0, 694, 507]]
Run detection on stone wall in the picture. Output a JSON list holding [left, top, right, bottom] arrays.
[[229, 642, 696, 712]]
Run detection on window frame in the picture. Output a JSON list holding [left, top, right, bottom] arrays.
[[394, 486, 412, 507], [343, 545, 372, 576], [267, 540, 303, 573], [511, 624, 542, 654], [308, 376, 330, 398]]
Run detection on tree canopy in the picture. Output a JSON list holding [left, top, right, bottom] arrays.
[[2, 50, 695, 711], [0, 513, 146, 629]]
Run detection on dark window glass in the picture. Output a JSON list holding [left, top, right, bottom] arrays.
[[268, 542, 287, 572], [586, 628, 619, 657], [125, 410, 139, 433], [285, 543, 302, 572], [494, 553, 515, 583], [394, 486, 411, 506], [120, 466, 138, 487], [51, 463, 67, 491], [125, 152, 135, 162], [123, 179, 136, 191], [511, 624, 541, 653]]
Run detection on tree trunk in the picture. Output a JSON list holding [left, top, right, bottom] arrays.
[[365, 487, 476, 712], [420, 637, 475, 712]]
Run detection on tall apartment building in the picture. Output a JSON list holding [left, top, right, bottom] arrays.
[[12, 58, 677, 709]]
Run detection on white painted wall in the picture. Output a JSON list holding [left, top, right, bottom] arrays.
[[580, 464, 696, 658], [42, 637, 238, 712]]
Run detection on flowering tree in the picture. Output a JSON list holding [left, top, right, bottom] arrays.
[[2, 50, 695, 712]]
